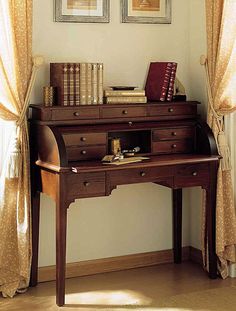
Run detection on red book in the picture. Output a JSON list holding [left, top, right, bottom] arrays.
[[166, 62, 178, 101], [145, 62, 175, 101]]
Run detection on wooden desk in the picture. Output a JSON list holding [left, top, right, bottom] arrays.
[[29, 102, 219, 306]]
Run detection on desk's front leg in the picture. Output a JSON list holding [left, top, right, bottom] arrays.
[[205, 161, 218, 279], [172, 189, 182, 263], [56, 176, 70, 307], [30, 190, 40, 287]]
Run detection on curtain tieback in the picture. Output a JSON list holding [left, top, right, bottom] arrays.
[[200, 55, 231, 171], [6, 56, 44, 178], [16, 55, 44, 128]]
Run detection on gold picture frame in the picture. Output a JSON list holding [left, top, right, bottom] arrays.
[[121, 0, 171, 24], [54, 0, 110, 23]]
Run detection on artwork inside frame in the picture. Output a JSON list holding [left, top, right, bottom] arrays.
[[54, 0, 110, 23], [121, 0, 171, 24]]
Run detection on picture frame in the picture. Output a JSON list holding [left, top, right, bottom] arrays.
[[121, 0, 171, 24], [54, 0, 110, 23]]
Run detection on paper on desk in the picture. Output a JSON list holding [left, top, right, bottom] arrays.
[[103, 157, 149, 165]]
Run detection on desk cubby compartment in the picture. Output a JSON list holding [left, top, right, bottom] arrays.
[[108, 130, 151, 155]]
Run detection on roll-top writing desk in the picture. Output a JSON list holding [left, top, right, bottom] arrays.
[[29, 101, 219, 306]]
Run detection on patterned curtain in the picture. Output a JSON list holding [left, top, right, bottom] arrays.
[[0, 0, 33, 297], [204, 0, 236, 278]]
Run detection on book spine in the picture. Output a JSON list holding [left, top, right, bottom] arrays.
[[92, 63, 98, 105], [63, 63, 69, 106], [166, 62, 178, 102], [104, 90, 146, 97], [160, 62, 173, 102], [97, 63, 103, 105], [86, 63, 92, 105], [105, 96, 147, 104], [74, 63, 80, 105], [80, 63, 87, 105], [69, 63, 74, 106]]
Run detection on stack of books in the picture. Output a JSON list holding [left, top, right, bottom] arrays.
[[104, 88, 147, 104], [50, 62, 104, 106], [145, 62, 178, 102]]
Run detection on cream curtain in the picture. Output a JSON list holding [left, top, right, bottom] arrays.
[[204, 0, 236, 278], [0, 0, 33, 297]]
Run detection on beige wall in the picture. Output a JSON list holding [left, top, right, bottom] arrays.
[[188, 0, 207, 250], [32, 0, 206, 267]]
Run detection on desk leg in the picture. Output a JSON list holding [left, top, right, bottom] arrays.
[[56, 197, 68, 306], [173, 189, 182, 263], [205, 162, 218, 279], [30, 190, 40, 287]]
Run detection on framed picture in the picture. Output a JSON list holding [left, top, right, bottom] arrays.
[[54, 0, 110, 23], [121, 0, 171, 24]]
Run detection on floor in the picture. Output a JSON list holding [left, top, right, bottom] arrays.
[[0, 262, 236, 311]]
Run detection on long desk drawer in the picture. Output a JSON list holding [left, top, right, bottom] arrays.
[[148, 104, 197, 116], [108, 166, 172, 185], [152, 140, 193, 154], [67, 145, 107, 161], [67, 172, 106, 198], [153, 127, 195, 141], [174, 163, 209, 187], [63, 132, 106, 146], [101, 106, 146, 119], [52, 107, 99, 120]]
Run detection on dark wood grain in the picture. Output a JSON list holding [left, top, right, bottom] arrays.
[[29, 102, 220, 306]]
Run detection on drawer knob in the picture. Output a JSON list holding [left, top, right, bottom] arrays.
[[192, 171, 198, 176], [81, 137, 86, 142], [172, 132, 177, 136], [122, 110, 128, 115], [128, 121, 133, 126], [74, 112, 80, 117], [168, 108, 174, 113], [84, 182, 90, 187], [81, 150, 87, 155], [172, 144, 177, 149], [140, 171, 146, 177]]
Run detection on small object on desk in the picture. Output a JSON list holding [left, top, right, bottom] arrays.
[[110, 86, 137, 90], [43, 86, 56, 106], [122, 146, 140, 157], [172, 77, 187, 101], [102, 154, 124, 163], [110, 138, 121, 155], [103, 156, 149, 165]]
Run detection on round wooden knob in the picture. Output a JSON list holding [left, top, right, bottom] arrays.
[[122, 110, 128, 115], [192, 171, 198, 176], [140, 171, 146, 177], [74, 112, 80, 117], [81, 137, 86, 142], [81, 150, 87, 155], [84, 182, 90, 187], [172, 144, 177, 149], [172, 132, 177, 136], [168, 108, 174, 112]]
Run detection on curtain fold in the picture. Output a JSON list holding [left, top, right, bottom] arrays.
[[204, 0, 236, 278], [0, 0, 32, 297]]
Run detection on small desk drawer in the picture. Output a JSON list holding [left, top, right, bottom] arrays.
[[174, 163, 209, 187], [67, 172, 106, 198], [63, 132, 106, 146], [101, 106, 146, 119], [108, 166, 172, 185], [149, 104, 197, 116], [67, 145, 106, 161], [52, 107, 99, 120], [153, 140, 193, 154], [153, 127, 194, 141]]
